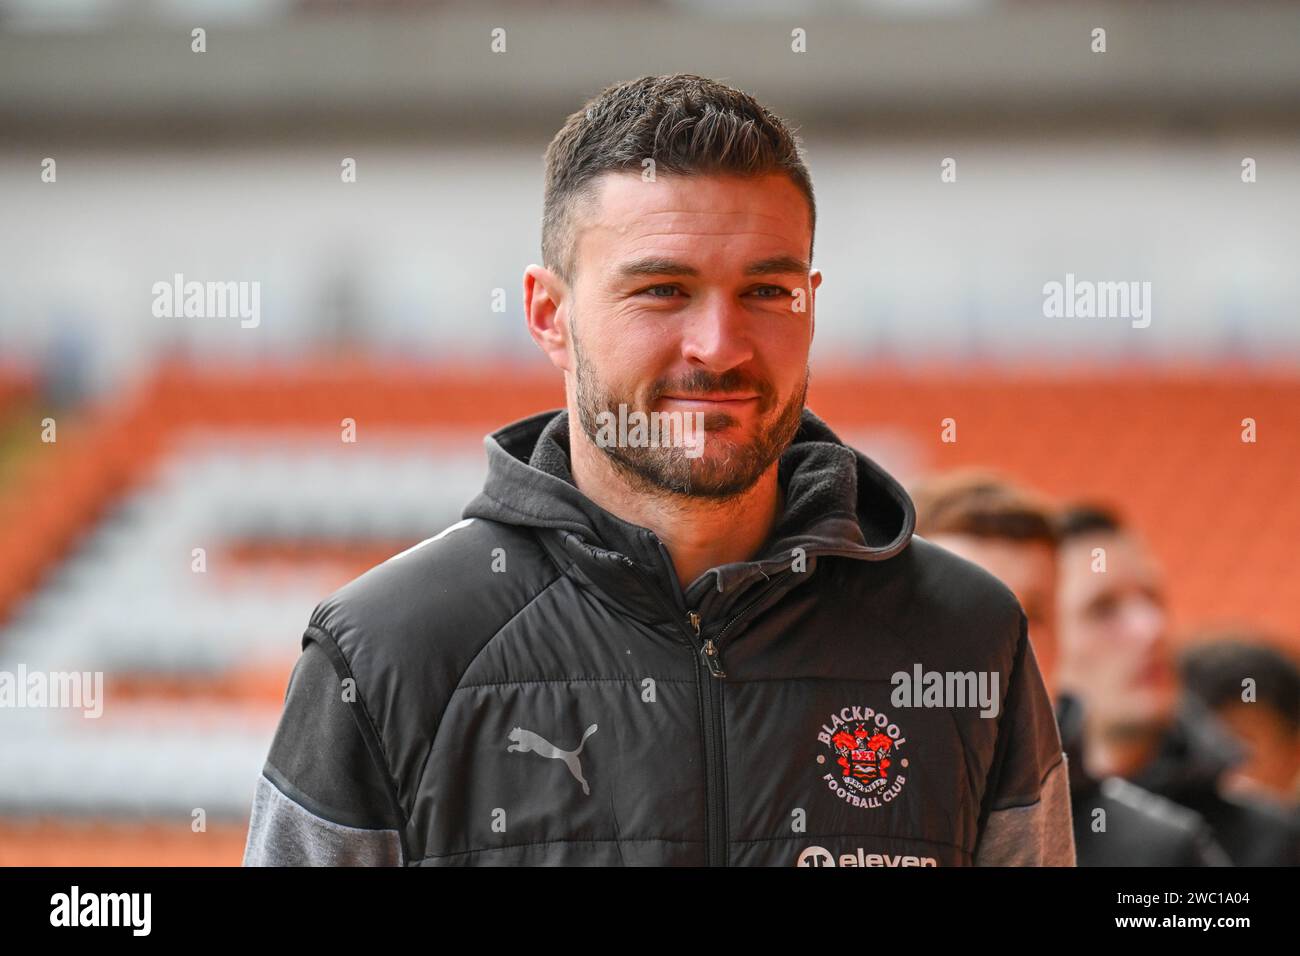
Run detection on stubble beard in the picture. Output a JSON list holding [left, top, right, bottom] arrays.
[[572, 321, 809, 502]]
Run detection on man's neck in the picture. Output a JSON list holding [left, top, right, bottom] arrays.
[[568, 423, 784, 591], [1081, 715, 1167, 780]]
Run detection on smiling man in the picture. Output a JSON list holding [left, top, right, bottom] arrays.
[[547, 167, 816, 591], [243, 74, 1074, 867]]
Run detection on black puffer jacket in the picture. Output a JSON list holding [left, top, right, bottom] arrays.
[[243, 408, 1074, 866], [1056, 693, 1231, 866], [1126, 696, 1300, 866]]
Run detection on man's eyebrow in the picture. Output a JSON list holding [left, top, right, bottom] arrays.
[[743, 254, 811, 277], [613, 254, 811, 280], [614, 256, 700, 279]]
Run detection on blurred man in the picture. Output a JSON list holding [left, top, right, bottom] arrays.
[[912, 471, 1229, 865], [1179, 635, 1300, 811], [1057, 504, 1300, 865]]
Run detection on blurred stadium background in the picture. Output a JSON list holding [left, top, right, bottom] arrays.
[[1, 0, 1298, 864]]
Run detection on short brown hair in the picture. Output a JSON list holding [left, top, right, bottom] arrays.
[[1057, 502, 1125, 540], [1179, 633, 1300, 731], [541, 73, 816, 285], [910, 470, 1060, 547]]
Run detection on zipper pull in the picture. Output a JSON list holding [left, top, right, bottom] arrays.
[[688, 610, 726, 678]]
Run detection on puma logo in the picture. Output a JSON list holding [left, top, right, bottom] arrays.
[[507, 724, 598, 796]]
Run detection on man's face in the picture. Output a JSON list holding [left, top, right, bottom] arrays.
[[1057, 531, 1177, 731], [548, 171, 819, 499], [928, 534, 1059, 696]]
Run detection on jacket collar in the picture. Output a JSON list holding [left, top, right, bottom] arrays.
[[1055, 691, 1245, 802], [1129, 695, 1246, 801], [1055, 692, 1100, 797], [463, 407, 915, 628]]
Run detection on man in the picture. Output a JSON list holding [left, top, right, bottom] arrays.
[[1179, 634, 1300, 811], [1057, 504, 1300, 865], [243, 73, 1073, 866], [911, 471, 1229, 865]]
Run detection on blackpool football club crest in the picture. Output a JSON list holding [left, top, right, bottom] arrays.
[[815, 704, 908, 809]]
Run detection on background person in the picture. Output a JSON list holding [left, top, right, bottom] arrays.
[[1057, 504, 1300, 865], [1179, 634, 1300, 813], [911, 471, 1229, 866]]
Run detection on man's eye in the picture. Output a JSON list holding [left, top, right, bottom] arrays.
[[751, 285, 791, 298], [641, 284, 681, 298]]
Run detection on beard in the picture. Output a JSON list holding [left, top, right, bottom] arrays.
[[572, 321, 809, 501]]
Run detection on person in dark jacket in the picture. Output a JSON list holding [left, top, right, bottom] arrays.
[[1178, 634, 1300, 812], [910, 470, 1229, 866], [243, 73, 1074, 866], [1057, 504, 1300, 866]]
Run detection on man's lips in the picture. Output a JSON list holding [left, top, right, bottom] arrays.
[[658, 394, 760, 405]]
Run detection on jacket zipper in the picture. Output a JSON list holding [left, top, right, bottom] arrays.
[[683, 569, 792, 867], [634, 540, 797, 868], [685, 608, 727, 866], [710, 570, 790, 665], [690, 609, 726, 677], [620, 548, 727, 867]]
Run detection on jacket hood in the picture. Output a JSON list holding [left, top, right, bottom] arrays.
[[462, 406, 915, 625]]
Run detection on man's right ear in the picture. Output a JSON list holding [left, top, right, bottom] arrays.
[[523, 264, 572, 372]]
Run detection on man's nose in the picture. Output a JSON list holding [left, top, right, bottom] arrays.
[[1124, 595, 1167, 650], [679, 295, 754, 371]]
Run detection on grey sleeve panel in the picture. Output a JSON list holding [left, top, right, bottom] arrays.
[[242, 772, 403, 866], [241, 635, 409, 866], [972, 612, 1076, 865], [985, 617, 1068, 810], [974, 756, 1076, 866]]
